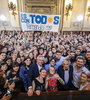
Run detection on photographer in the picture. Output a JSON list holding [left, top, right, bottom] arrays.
[[0, 76, 14, 100], [7, 62, 24, 92]]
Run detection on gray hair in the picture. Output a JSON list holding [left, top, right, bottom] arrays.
[[37, 55, 44, 60], [62, 60, 70, 66]]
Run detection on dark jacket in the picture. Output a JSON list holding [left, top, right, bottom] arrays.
[[28, 63, 39, 87], [57, 65, 73, 91], [19, 65, 30, 89]]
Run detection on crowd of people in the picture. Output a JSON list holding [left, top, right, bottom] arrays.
[[0, 30, 90, 99]]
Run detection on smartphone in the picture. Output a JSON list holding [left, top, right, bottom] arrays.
[[6, 90, 11, 96]]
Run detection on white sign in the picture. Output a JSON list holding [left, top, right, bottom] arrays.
[[20, 12, 60, 32]]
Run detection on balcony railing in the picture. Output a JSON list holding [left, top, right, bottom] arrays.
[[12, 90, 90, 100]]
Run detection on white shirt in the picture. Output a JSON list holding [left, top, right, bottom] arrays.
[[64, 69, 69, 84], [37, 64, 42, 72]]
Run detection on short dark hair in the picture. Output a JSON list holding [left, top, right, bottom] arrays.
[[24, 56, 31, 61], [39, 47, 44, 50], [12, 62, 19, 67], [5, 57, 12, 62], [0, 52, 6, 55], [56, 50, 62, 54], [50, 57, 56, 62], [0, 62, 7, 68]]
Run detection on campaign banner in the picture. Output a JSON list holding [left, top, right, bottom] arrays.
[[20, 12, 60, 32]]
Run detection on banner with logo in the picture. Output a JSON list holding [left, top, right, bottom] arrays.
[[20, 12, 60, 32]]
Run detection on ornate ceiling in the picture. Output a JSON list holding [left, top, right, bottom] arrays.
[[24, 0, 59, 14]]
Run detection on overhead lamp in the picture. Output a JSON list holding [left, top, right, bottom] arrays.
[[0, 15, 6, 21], [77, 15, 83, 22]]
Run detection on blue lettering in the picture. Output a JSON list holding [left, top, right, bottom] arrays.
[[21, 14, 27, 22], [42, 16, 47, 24], [35, 15, 41, 24], [30, 15, 35, 24], [53, 16, 60, 25], [21, 14, 30, 23]]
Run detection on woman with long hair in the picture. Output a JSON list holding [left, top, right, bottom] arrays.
[[47, 67, 65, 92], [79, 72, 90, 90], [7, 62, 24, 92], [32, 68, 47, 95]]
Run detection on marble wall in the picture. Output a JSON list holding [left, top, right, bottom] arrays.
[[63, 0, 90, 31], [0, 0, 10, 30]]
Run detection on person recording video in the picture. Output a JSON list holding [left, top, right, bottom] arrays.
[[0, 76, 15, 100]]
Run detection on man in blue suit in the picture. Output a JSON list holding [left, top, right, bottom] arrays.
[[27, 55, 44, 96]]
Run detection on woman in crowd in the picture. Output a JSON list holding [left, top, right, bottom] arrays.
[[46, 49, 53, 64], [32, 68, 47, 95], [38, 47, 44, 55], [44, 57, 57, 72], [29, 51, 34, 63], [33, 49, 38, 63], [7, 62, 24, 92], [19, 57, 31, 91], [47, 66, 65, 92], [5, 57, 12, 70], [0, 62, 8, 78], [15, 56, 22, 66], [79, 72, 90, 90]]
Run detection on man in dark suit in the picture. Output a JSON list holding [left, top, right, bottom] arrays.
[[57, 60, 74, 91], [27, 55, 44, 96], [85, 51, 90, 71]]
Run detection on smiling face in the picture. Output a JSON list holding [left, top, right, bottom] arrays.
[[39, 49, 44, 55], [75, 49, 81, 56], [56, 52, 62, 60], [16, 58, 21, 64], [49, 67, 56, 75], [63, 60, 69, 70], [48, 51, 53, 57], [50, 59, 55, 67], [13, 66, 19, 72], [0, 53, 6, 60], [37, 56, 44, 66], [76, 59, 84, 68], [6, 59, 12, 66], [80, 73, 88, 83], [25, 58, 31, 66], [1, 64, 8, 72], [40, 69, 47, 78]]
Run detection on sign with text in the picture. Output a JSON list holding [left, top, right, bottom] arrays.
[[20, 12, 60, 32]]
